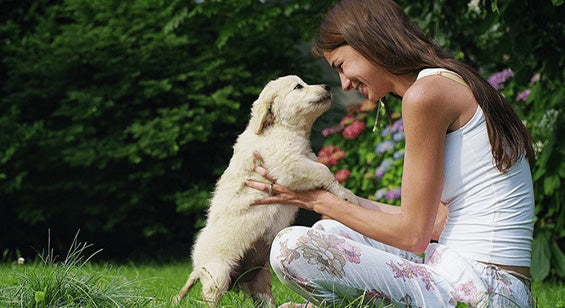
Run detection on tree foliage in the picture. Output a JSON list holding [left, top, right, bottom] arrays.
[[0, 0, 333, 258]]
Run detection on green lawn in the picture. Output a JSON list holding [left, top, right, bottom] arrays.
[[1, 260, 564, 307]]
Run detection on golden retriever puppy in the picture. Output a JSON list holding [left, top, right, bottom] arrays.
[[175, 75, 359, 307]]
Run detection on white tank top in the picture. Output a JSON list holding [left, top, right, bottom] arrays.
[[417, 68, 535, 267]]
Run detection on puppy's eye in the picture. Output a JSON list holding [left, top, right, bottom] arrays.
[[294, 84, 304, 90]]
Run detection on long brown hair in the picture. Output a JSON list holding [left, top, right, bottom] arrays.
[[312, 0, 534, 172]]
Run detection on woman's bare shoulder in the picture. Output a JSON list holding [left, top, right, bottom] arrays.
[[402, 76, 465, 131]]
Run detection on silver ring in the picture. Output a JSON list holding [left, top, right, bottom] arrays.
[[268, 183, 274, 195]]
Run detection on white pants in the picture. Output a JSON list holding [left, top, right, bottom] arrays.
[[270, 220, 533, 307]]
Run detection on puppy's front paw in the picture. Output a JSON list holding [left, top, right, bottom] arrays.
[[338, 189, 360, 205]]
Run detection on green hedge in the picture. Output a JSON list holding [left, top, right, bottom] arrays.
[[0, 0, 333, 258]]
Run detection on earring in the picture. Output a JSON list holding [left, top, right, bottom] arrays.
[[372, 99, 383, 132]]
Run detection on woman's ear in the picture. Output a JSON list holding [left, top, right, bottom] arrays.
[[249, 85, 276, 135]]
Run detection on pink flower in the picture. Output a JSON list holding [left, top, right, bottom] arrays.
[[318, 145, 345, 166], [452, 281, 478, 303], [335, 169, 351, 183], [331, 149, 345, 160], [338, 230, 354, 240], [318, 155, 338, 166], [319, 145, 339, 156], [342, 121, 366, 139], [360, 99, 377, 112], [340, 115, 355, 126], [336, 242, 361, 263]]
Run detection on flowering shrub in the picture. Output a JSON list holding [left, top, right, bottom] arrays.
[[317, 70, 546, 207], [334, 169, 351, 183], [487, 68, 514, 90], [342, 121, 366, 139], [487, 68, 565, 281], [317, 145, 345, 166], [318, 99, 405, 206]]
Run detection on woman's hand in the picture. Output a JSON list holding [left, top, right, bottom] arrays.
[[244, 151, 340, 214]]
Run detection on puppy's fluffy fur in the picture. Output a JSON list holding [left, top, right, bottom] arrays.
[[176, 75, 359, 306]]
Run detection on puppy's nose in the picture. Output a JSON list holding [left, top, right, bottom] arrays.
[[321, 84, 331, 91]]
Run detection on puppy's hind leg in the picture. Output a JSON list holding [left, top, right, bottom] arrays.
[[199, 263, 232, 306], [239, 263, 276, 308], [174, 270, 200, 304]]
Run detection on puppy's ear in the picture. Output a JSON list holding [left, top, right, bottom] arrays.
[[249, 84, 276, 135]]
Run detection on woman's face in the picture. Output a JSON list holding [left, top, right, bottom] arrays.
[[324, 45, 395, 101]]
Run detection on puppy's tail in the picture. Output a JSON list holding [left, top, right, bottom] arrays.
[[174, 270, 200, 305]]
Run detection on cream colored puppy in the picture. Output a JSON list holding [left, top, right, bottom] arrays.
[[176, 75, 359, 307]]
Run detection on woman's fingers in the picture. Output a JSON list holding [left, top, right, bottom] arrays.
[[245, 179, 270, 193], [244, 180, 282, 205], [252, 151, 277, 182], [253, 165, 277, 183], [253, 150, 265, 162]]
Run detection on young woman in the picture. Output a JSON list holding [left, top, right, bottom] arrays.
[[245, 0, 535, 306]]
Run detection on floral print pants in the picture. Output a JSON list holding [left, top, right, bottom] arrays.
[[270, 220, 533, 307]]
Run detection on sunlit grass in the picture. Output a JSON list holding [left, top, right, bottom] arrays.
[[0, 233, 157, 307], [1, 238, 563, 307]]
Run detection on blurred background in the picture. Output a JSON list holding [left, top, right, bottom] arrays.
[[0, 0, 563, 280]]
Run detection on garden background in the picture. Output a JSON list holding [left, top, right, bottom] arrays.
[[0, 0, 564, 295]]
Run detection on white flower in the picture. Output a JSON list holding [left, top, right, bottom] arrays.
[[468, 0, 481, 14]]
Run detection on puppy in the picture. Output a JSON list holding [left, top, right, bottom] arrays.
[[176, 75, 359, 306]]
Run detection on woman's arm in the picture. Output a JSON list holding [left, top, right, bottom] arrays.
[[355, 197, 447, 241]]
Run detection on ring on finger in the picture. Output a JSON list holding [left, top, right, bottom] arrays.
[[268, 183, 274, 195]]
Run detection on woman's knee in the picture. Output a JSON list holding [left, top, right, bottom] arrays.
[[270, 226, 309, 270], [311, 219, 346, 232], [311, 219, 357, 240]]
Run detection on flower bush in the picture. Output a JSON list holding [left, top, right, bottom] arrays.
[[318, 99, 405, 206], [488, 68, 565, 281], [317, 70, 547, 209]]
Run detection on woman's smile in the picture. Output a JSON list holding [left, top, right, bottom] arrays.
[[359, 84, 368, 97]]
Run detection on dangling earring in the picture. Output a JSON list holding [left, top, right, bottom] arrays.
[[372, 99, 383, 132]]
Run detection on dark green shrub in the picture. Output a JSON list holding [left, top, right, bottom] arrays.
[[0, 0, 333, 258]]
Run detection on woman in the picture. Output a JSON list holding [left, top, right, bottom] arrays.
[[245, 0, 535, 306]]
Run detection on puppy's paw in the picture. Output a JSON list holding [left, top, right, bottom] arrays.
[[336, 188, 360, 205]]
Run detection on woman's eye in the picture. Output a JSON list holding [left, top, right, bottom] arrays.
[[294, 84, 304, 90]]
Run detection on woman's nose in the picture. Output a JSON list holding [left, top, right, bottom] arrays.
[[339, 74, 353, 91]]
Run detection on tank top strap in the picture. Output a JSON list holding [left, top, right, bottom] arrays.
[[417, 68, 469, 88]]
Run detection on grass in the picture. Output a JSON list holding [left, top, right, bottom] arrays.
[[0, 237, 564, 307], [0, 260, 303, 307]]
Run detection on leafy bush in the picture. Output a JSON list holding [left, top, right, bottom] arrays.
[[0, 0, 335, 257]]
